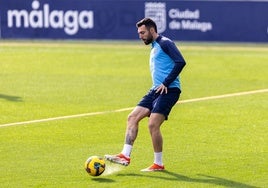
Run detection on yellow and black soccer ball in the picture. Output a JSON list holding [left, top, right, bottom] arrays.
[[85, 156, 105, 176]]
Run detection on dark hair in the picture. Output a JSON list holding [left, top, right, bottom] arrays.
[[136, 18, 157, 33]]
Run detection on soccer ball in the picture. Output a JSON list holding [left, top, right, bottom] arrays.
[[85, 156, 105, 176]]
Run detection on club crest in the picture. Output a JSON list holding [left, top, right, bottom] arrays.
[[145, 2, 166, 33]]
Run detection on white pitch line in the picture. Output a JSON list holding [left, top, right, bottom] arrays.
[[178, 88, 268, 104], [0, 88, 267, 128]]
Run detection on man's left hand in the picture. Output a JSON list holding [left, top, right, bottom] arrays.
[[156, 84, 168, 94]]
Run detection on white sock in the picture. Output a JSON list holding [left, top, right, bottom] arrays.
[[154, 152, 163, 166], [121, 144, 132, 158]]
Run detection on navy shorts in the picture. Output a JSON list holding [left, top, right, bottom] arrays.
[[137, 87, 181, 120]]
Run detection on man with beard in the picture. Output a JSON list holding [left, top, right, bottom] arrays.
[[105, 18, 186, 171]]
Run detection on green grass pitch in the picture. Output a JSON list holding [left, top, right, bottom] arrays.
[[0, 41, 267, 188]]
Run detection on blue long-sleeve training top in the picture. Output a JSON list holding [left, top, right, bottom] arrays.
[[150, 35, 186, 90]]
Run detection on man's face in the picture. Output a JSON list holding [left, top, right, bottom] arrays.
[[137, 25, 153, 45]]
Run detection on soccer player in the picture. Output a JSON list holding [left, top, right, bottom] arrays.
[[105, 18, 186, 171]]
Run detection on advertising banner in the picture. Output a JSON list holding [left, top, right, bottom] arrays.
[[0, 0, 267, 42]]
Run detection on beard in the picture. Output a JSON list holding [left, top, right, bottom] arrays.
[[142, 33, 154, 45]]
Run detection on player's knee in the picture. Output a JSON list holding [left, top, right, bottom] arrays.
[[127, 113, 138, 124], [127, 111, 145, 124], [148, 122, 160, 134]]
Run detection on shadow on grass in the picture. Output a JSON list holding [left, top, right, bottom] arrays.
[[0, 94, 23, 102], [91, 177, 116, 183], [117, 170, 259, 188]]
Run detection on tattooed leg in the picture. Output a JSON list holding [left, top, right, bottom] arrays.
[[125, 106, 150, 145]]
